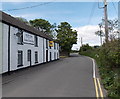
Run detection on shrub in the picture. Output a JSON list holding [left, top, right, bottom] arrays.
[[79, 39, 120, 98]]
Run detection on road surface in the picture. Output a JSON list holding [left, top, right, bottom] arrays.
[[2, 53, 106, 97]]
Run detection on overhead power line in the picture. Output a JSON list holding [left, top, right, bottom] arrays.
[[3, 1, 55, 11], [87, 2, 97, 25], [98, 0, 104, 9], [111, 1, 118, 15]]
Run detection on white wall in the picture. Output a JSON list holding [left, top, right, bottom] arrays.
[[49, 42, 59, 61], [39, 37, 44, 63], [10, 26, 46, 71], [57, 44, 60, 59], [0, 21, 2, 99], [47, 40, 50, 62], [0, 22, 3, 74], [2, 23, 9, 73], [43, 38, 46, 63], [2, 22, 59, 73]]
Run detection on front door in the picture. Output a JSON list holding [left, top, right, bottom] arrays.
[[46, 50, 48, 62], [28, 50, 31, 66], [50, 52, 52, 61]]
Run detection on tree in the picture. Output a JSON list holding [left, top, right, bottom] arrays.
[[29, 19, 53, 37], [95, 30, 104, 45], [80, 44, 93, 52], [56, 22, 77, 56], [107, 19, 119, 40], [95, 23, 104, 46], [95, 19, 118, 45], [16, 17, 30, 25], [51, 23, 57, 39], [101, 19, 119, 40]]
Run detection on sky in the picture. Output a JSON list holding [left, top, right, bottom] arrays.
[[1, 1, 118, 50]]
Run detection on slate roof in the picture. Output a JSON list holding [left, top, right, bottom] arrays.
[[0, 11, 53, 40]]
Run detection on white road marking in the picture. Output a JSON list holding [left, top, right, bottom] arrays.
[[88, 57, 104, 99], [97, 78, 104, 99], [92, 58, 96, 78], [88, 57, 96, 78]]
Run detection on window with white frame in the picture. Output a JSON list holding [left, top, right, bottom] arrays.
[[46, 40, 48, 49], [54, 43, 56, 49], [17, 29, 23, 45], [18, 50, 23, 67], [35, 51, 38, 63], [49, 40, 51, 49], [34, 35, 38, 47], [54, 52, 56, 59], [50, 52, 52, 61], [27, 50, 31, 61], [57, 52, 59, 59], [57, 44, 59, 50]]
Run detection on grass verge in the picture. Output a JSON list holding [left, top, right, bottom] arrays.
[[79, 48, 120, 98]]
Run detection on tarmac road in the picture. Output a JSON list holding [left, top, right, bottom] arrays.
[[2, 53, 106, 97]]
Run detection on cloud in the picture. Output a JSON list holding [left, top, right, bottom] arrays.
[[12, 13, 45, 21], [14, 14, 34, 18], [72, 25, 105, 50]]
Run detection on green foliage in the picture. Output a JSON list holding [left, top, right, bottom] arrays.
[[79, 39, 120, 98], [56, 22, 77, 54], [29, 19, 54, 37], [16, 17, 30, 25], [99, 39, 120, 68], [99, 67, 120, 98], [95, 30, 104, 37], [99, 19, 119, 40], [80, 44, 93, 52]]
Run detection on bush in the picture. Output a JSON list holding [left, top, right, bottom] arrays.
[[99, 39, 120, 68], [79, 39, 120, 98]]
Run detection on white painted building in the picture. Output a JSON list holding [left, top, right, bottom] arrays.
[[0, 11, 59, 74]]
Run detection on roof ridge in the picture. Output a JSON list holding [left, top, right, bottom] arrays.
[[0, 10, 53, 40]]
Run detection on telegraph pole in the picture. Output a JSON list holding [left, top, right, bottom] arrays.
[[104, 0, 109, 43], [99, 24, 102, 45]]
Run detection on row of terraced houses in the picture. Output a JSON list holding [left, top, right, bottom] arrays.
[[0, 11, 59, 74]]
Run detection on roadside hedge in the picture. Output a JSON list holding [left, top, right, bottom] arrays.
[[79, 39, 120, 98]]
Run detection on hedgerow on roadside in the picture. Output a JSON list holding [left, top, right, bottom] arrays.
[[79, 39, 120, 98]]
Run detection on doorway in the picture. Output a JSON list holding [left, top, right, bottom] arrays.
[[50, 52, 52, 61], [28, 50, 31, 66], [46, 50, 48, 62]]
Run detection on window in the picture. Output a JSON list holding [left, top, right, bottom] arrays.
[[49, 40, 52, 49], [54, 43, 56, 49], [18, 51, 23, 67], [57, 52, 59, 59], [50, 52, 52, 61], [27, 50, 31, 61], [35, 51, 38, 63], [17, 29, 23, 45], [57, 44, 59, 50], [46, 40, 48, 49], [54, 52, 56, 59], [35, 35, 38, 47]]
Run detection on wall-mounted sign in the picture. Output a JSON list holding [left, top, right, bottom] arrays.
[[49, 41, 53, 47], [23, 32, 34, 44]]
